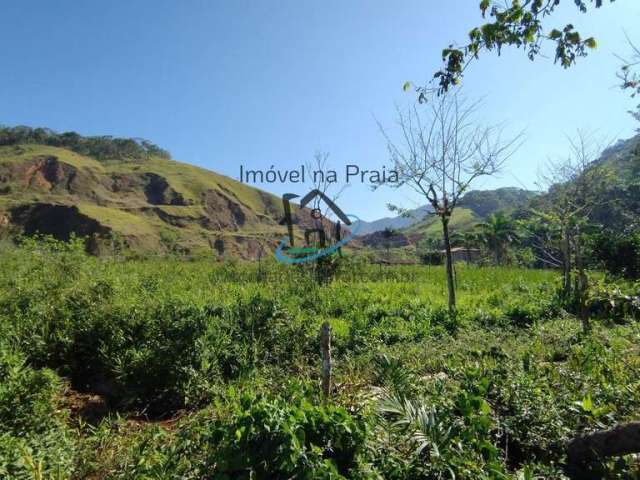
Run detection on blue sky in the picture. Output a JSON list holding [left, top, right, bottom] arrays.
[[1, 1, 639, 221]]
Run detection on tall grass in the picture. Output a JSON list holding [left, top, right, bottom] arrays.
[[0, 238, 638, 478]]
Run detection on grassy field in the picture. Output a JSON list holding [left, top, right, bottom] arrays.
[[1, 239, 639, 479], [404, 207, 479, 239]]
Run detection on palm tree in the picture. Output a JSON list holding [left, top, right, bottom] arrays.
[[478, 212, 518, 264]]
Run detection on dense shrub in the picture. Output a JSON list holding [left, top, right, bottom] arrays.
[[587, 279, 640, 323], [209, 394, 368, 478], [593, 232, 640, 279], [0, 345, 77, 479], [107, 390, 370, 479], [86, 302, 221, 412], [223, 293, 312, 372]]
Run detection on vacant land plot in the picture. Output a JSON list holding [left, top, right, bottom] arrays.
[[1, 240, 638, 478]]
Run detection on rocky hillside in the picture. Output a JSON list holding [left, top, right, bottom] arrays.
[[0, 135, 333, 259]]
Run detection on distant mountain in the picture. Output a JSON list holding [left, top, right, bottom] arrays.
[[0, 126, 339, 259], [357, 187, 537, 242], [352, 205, 431, 236]]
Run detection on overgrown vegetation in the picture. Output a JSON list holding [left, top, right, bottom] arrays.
[[0, 237, 639, 478], [409, 0, 612, 98]]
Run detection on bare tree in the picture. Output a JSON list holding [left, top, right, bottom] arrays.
[[617, 36, 640, 127], [536, 130, 613, 333], [296, 152, 350, 284], [304, 152, 348, 242], [305, 151, 348, 249], [518, 217, 565, 270], [379, 91, 521, 313]]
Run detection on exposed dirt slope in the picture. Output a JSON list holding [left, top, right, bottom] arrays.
[[0, 144, 335, 259]]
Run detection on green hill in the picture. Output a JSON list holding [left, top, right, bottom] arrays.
[[523, 134, 640, 233], [457, 187, 539, 218], [0, 128, 328, 258], [403, 188, 538, 242], [403, 207, 478, 239], [593, 135, 640, 183]]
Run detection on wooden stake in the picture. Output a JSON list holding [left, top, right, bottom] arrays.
[[320, 321, 332, 398]]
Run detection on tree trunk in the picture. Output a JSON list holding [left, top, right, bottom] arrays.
[[441, 216, 456, 314], [574, 228, 590, 333], [320, 321, 332, 398], [562, 225, 572, 301], [566, 422, 640, 479]]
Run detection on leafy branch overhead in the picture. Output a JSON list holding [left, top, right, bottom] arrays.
[[417, 0, 611, 99]]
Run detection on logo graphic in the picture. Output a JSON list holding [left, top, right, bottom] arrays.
[[275, 189, 360, 264]]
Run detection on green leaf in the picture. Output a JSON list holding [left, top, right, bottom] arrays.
[[549, 29, 562, 40], [479, 398, 492, 415], [402, 81, 412, 92], [480, 0, 490, 16]]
